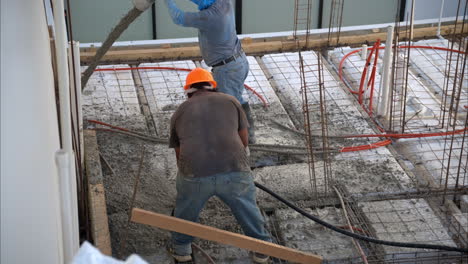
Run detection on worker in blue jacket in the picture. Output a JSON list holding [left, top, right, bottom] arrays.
[[164, 0, 256, 144]]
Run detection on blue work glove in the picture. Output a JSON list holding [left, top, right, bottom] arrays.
[[165, 0, 185, 25], [190, 0, 215, 10]]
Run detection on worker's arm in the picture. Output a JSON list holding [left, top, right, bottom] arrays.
[[174, 147, 180, 161], [233, 99, 249, 147], [164, 0, 185, 25], [238, 128, 248, 148], [169, 114, 181, 160], [164, 0, 212, 29]]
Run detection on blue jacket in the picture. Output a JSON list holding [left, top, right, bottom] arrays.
[[165, 0, 242, 66]]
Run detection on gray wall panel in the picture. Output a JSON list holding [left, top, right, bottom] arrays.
[[155, 0, 198, 39], [242, 0, 300, 34], [322, 0, 399, 28], [70, 0, 153, 43], [406, 0, 467, 20]]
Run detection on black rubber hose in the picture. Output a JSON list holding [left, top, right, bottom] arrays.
[[254, 181, 468, 253]]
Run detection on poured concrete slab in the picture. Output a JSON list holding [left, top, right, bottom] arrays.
[[243, 56, 301, 146], [96, 134, 178, 258], [254, 156, 412, 207], [410, 39, 468, 112], [260, 51, 414, 188], [329, 44, 445, 130], [271, 207, 358, 260], [138, 58, 301, 147], [138, 61, 196, 137], [394, 136, 467, 187], [451, 213, 468, 245], [359, 199, 457, 255], [82, 65, 147, 131], [329, 43, 467, 188]]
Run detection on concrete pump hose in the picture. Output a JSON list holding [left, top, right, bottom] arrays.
[[81, 0, 155, 90], [254, 181, 468, 253]]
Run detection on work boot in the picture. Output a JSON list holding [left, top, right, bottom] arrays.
[[241, 103, 256, 144], [167, 245, 193, 263], [252, 252, 270, 263]]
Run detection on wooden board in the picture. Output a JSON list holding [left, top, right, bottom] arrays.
[[84, 130, 112, 255], [80, 24, 467, 64], [131, 208, 323, 264]]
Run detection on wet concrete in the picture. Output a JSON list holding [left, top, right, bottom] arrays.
[[82, 50, 465, 263]]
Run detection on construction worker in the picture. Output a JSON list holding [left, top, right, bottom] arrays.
[[164, 0, 256, 143], [168, 68, 271, 263]]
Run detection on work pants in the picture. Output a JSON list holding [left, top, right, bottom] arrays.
[[171, 171, 271, 256], [212, 53, 249, 105]]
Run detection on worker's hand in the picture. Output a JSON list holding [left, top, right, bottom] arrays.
[[164, 0, 185, 25], [245, 146, 250, 157], [132, 0, 154, 11]]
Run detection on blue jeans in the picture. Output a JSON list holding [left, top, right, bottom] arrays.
[[172, 171, 271, 256], [212, 53, 249, 105]]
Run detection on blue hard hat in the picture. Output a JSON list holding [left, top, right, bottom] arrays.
[[190, 0, 215, 10]]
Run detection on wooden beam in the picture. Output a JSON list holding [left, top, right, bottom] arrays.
[[84, 129, 112, 255], [131, 208, 323, 264], [80, 24, 467, 64]]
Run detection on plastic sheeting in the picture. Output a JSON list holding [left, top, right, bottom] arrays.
[[72, 242, 148, 264]]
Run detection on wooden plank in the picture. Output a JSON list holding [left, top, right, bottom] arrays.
[[131, 208, 323, 264], [80, 24, 467, 64], [84, 130, 112, 255], [88, 183, 112, 256]]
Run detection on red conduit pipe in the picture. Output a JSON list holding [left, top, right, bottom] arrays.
[[339, 45, 467, 95], [88, 119, 132, 133], [93, 66, 269, 108], [88, 120, 465, 154], [341, 128, 467, 139], [89, 119, 466, 145], [358, 44, 376, 103], [340, 139, 392, 152], [340, 44, 467, 132], [368, 40, 381, 116]]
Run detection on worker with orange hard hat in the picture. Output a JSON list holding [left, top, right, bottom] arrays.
[[167, 68, 271, 263], [164, 0, 256, 144]]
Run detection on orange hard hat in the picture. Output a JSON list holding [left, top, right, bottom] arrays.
[[184, 68, 217, 90]]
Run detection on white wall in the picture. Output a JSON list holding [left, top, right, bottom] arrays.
[[1, 1, 64, 263]]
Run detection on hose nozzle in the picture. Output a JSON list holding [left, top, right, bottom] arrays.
[[133, 0, 155, 11]]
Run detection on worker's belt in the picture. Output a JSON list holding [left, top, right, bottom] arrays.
[[211, 51, 245, 68]]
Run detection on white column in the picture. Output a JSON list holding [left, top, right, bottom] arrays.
[[361, 44, 368, 60], [377, 25, 394, 118], [52, 0, 80, 261], [1, 1, 64, 263], [437, 0, 445, 37]]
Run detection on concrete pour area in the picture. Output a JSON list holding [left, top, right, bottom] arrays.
[[82, 48, 466, 263]]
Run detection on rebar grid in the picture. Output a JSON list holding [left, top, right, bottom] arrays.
[[326, 0, 345, 47], [335, 251, 468, 264], [359, 198, 458, 254], [334, 184, 387, 263], [439, 0, 468, 130], [447, 213, 468, 247], [137, 61, 195, 136], [82, 65, 146, 130], [330, 39, 468, 190], [293, 0, 313, 45], [273, 206, 361, 260]]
